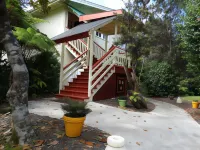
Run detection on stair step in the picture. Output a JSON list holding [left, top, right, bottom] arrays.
[[59, 92, 88, 98], [64, 86, 88, 91], [59, 93, 88, 100], [74, 78, 88, 82], [72, 80, 88, 84], [76, 76, 89, 79], [66, 85, 88, 89], [60, 90, 88, 96], [61, 89, 87, 94], [69, 83, 88, 87]]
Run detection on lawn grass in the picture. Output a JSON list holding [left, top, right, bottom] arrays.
[[181, 96, 200, 102]]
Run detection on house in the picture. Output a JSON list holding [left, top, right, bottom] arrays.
[[31, 0, 132, 101]]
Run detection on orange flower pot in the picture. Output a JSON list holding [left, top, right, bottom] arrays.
[[63, 116, 85, 137], [192, 102, 199, 109]]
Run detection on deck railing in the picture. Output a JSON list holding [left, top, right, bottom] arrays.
[[88, 46, 131, 97]]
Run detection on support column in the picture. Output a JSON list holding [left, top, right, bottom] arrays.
[[59, 44, 65, 91], [86, 37, 90, 66], [88, 30, 94, 98], [105, 35, 108, 52]]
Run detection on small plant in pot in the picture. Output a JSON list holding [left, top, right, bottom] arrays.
[[61, 99, 91, 138], [118, 96, 127, 107], [192, 100, 199, 109]]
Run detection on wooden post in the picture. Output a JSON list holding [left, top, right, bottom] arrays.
[[105, 35, 108, 52], [88, 30, 94, 98], [86, 37, 90, 66], [59, 44, 65, 91]]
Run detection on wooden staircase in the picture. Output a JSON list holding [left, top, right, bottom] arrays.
[[56, 65, 114, 101], [56, 39, 131, 101]]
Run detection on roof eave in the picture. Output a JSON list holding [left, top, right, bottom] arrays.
[[29, 0, 113, 15], [79, 9, 122, 22]]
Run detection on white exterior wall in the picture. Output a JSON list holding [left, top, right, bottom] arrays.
[[35, 7, 75, 66], [35, 7, 67, 39]]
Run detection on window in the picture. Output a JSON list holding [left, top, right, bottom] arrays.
[[96, 31, 105, 40]]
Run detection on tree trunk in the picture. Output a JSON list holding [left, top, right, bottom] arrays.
[[0, 0, 33, 145], [131, 63, 139, 92], [123, 65, 134, 90]]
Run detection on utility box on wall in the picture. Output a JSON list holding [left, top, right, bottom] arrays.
[[116, 74, 127, 97]]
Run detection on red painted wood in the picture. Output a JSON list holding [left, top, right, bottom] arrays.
[[92, 45, 116, 69], [79, 39, 87, 45], [115, 65, 132, 72], [79, 10, 123, 22], [57, 65, 130, 101], [93, 74, 116, 101], [63, 50, 88, 70]]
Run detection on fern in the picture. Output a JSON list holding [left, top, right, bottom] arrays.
[[13, 27, 58, 54]]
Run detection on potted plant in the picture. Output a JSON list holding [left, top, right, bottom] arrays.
[[118, 96, 127, 107], [192, 100, 199, 109], [61, 99, 91, 137]]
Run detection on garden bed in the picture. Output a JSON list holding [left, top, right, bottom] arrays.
[[154, 97, 200, 125], [0, 113, 109, 150], [96, 98, 155, 113]]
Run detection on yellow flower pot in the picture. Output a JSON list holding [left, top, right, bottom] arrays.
[[63, 116, 85, 137], [192, 102, 199, 109]]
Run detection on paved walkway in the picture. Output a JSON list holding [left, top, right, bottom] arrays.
[[29, 99, 200, 150]]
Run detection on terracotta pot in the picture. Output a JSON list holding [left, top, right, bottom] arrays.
[[63, 116, 85, 137]]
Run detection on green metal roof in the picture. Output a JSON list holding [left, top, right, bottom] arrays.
[[68, 5, 85, 16]]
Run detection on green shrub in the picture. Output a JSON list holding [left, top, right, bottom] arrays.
[[178, 77, 200, 96], [0, 51, 59, 100], [27, 51, 60, 97], [141, 61, 179, 96]]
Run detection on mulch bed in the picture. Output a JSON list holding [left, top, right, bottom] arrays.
[[153, 97, 200, 125], [96, 98, 156, 113], [0, 113, 109, 150]]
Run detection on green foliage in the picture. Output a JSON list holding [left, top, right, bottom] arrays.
[[127, 90, 148, 109], [0, 0, 59, 101], [6, 0, 45, 28], [61, 99, 92, 118], [129, 91, 140, 102], [13, 27, 57, 53], [10, 128, 19, 145], [178, 77, 200, 96], [30, 0, 51, 14], [177, 0, 200, 96], [193, 100, 198, 102], [27, 51, 60, 97], [141, 61, 178, 96], [5, 144, 22, 150]]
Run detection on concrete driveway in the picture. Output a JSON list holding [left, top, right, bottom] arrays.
[[29, 99, 200, 150]]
